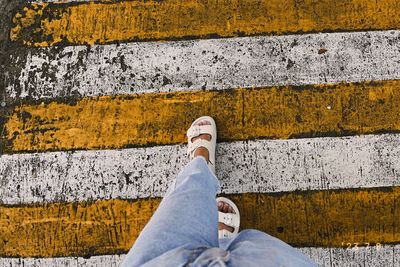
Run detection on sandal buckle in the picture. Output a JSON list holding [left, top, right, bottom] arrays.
[[187, 125, 201, 138]]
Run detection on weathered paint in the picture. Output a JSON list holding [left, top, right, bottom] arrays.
[[1, 244, 399, 267], [0, 198, 157, 257], [3, 1, 400, 265], [0, 255, 124, 267], [6, 30, 400, 101], [3, 80, 400, 153], [1, 188, 399, 257], [1, 134, 400, 205], [299, 245, 400, 267], [229, 189, 400, 248], [10, 0, 400, 46]]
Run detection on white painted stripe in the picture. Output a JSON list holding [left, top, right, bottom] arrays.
[[1, 133, 400, 205], [299, 244, 400, 267], [1, 245, 399, 266], [0, 255, 124, 267], [7, 30, 400, 100]]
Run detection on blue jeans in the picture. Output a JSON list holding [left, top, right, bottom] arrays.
[[121, 156, 318, 267]]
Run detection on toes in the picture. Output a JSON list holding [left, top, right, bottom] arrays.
[[217, 201, 235, 214], [195, 119, 211, 126], [222, 203, 234, 213], [228, 205, 234, 213], [223, 203, 230, 213]]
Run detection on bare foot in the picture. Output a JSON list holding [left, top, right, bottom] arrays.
[[191, 119, 212, 162], [217, 201, 235, 233]]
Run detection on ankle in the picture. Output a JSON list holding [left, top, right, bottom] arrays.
[[194, 147, 209, 162]]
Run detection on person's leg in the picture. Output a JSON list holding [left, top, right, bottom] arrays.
[[121, 156, 220, 267], [220, 230, 319, 267]]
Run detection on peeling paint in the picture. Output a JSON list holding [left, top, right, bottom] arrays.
[[10, 0, 400, 46], [299, 245, 400, 267], [1, 244, 399, 267], [3, 0, 400, 265], [5, 31, 400, 101], [0, 255, 124, 267], [0, 198, 157, 257], [1, 134, 400, 205], [1, 188, 400, 257], [3, 80, 400, 153]]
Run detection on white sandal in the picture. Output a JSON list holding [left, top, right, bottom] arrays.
[[186, 116, 217, 173], [216, 197, 240, 239]]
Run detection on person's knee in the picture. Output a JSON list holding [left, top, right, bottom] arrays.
[[228, 229, 289, 249], [237, 229, 272, 240]]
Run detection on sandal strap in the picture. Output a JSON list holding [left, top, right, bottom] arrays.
[[218, 211, 240, 228], [219, 229, 233, 239], [187, 125, 214, 139], [187, 139, 214, 158]]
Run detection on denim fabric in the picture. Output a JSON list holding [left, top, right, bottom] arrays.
[[121, 156, 319, 267]]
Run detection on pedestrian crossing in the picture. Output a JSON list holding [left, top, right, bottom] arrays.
[[1, 0, 400, 265]]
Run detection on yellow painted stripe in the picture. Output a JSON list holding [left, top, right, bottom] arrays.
[[10, 0, 400, 46], [0, 198, 157, 258], [2, 80, 400, 154], [1, 187, 399, 257]]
